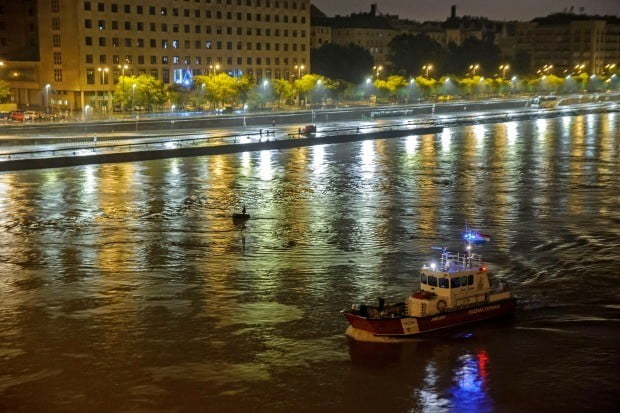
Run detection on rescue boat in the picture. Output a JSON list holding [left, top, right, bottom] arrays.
[[342, 242, 516, 342]]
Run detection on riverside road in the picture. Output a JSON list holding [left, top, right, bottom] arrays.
[[0, 96, 618, 171]]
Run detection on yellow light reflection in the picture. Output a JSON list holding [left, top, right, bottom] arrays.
[[169, 158, 180, 176], [211, 156, 225, 179], [96, 163, 140, 273], [43, 169, 60, 187]]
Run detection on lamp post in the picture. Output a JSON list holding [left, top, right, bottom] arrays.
[[97, 67, 108, 84], [119, 64, 128, 112], [499, 64, 510, 79], [45, 84, 51, 114], [131, 83, 136, 113], [469, 64, 480, 76], [373, 65, 383, 79], [262, 79, 269, 108], [294, 64, 305, 79], [97, 67, 109, 113], [422, 64, 433, 78], [209, 63, 220, 76], [538, 64, 553, 76], [573, 63, 585, 75]]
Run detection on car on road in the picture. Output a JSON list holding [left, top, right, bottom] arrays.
[[24, 111, 43, 122], [8, 111, 25, 122]]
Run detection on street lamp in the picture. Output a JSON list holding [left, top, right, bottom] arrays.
[[469, 64, 480, 76], [294, 64, 305, 79], [97, 67, 109, 84], [499, 64, 510, 79], [373, 65, 383, 79], [262, 79, 269, 107], [45, 84, 51, 114], [422, 64, 433, 78], [131, 83, 136, 112], [604, 63, 616, 74], [119, 64, 128, 111], [573, 63, 586, 75], [538, 64, 553, 76], [209, 63, 220, 76], [97, 67, 109, 112]]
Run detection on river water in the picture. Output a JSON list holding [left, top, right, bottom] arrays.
[[0, 112, 618, 412]]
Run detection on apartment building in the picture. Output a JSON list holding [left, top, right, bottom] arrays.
[[511, 14, 620, 75], [1, 0, 311, 111]]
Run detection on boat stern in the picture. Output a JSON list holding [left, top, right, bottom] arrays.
[[341, 308, 420, 339]]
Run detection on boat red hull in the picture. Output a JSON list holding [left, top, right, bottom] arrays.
[[343, 298, 516, 337]]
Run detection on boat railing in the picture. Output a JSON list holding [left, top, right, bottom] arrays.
[[440, 251, 482, 270]]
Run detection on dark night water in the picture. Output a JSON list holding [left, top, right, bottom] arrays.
[[0, 113, 618, 412]]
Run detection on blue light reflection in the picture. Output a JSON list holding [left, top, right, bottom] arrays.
[[448, 351, 493, 413]]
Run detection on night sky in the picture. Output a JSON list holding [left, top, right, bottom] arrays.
[[311, 0, 619, 21]]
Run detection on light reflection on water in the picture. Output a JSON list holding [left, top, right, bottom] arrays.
[[0, 113, 618, 412], [449, 351, 492, 413]]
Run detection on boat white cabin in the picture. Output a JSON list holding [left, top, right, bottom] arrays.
[[407, 246, 511, 317]]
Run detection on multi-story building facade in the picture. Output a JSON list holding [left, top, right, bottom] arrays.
[[509, 14, 620, 75], [322, 4, 397, 67], [314, 4, 511, 69], [309, 4, 330, 49], [1, 0, 311, 111]]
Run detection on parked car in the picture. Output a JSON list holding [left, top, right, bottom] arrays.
[[8, 110, 25, 122], [24, 111, 43, 122]]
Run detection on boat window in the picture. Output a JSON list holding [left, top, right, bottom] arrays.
[[461, 276, 468, 286], [451, 277, 460, 288], [420, 272, 427, 284], [428, 276, 438, 287], [468, 274, 474, 285], [439, 278, 449, 288]]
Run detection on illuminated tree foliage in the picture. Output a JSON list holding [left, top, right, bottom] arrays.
[[272, 78, 294, 108], [114, 74, 166, 112], [0, 80, 12, 103]]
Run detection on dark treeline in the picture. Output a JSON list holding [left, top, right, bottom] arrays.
[[312, 34, 531, 79]]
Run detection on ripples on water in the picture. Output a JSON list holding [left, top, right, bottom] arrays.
[[0, 113, 618, 412]]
